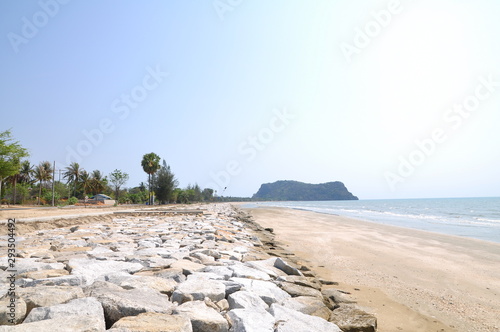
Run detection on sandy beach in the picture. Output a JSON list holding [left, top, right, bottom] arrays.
[[245, 206, 500, 332]]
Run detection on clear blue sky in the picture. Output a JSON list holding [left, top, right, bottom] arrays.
[[1, 0, 499, 199]]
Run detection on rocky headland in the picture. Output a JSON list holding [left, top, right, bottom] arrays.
[[0, 204, 376, 331]]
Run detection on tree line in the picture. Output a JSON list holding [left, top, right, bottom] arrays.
[[0, 130, 215, 206]]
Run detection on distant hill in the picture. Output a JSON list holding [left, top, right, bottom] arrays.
[[252, 180, 358, 201]]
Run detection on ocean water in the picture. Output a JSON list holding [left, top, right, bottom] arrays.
[[247, 197, 500, 244]]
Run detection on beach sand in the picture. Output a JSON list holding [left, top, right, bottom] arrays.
[[245, 206, 500, 332]]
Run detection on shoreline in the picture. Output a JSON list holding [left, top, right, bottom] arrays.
[[244, 206, 500, 332]]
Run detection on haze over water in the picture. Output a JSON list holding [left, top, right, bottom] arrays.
[[253, 197, 500, 243]]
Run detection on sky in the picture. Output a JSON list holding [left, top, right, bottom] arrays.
[[1, 0, 500, 200]]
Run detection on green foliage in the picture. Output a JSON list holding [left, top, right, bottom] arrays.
[[152, 161, 178, 204], [0, 130, 29, 199], [109, 169, 129, 201], [252, 180, 358, 201], [67, 197, 78, 205], [141, 152, 161, 205], [64, 162, 82, 198], [43, 190, 60, 205], [4, 183, 30, 204]]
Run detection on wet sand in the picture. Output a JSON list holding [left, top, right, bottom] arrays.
[[245, 206, 500, 332]]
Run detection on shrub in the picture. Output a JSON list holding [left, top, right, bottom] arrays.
[[67, 197, 78, 205]]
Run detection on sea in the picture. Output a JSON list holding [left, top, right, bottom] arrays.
[[245, 197, 500, 244]]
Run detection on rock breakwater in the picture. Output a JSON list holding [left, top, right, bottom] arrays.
[[0, 204, 376, 331]]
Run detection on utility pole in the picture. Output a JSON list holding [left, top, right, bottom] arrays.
[[51, 161, 56, 206]]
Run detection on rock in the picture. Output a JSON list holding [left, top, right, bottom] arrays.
[[22, 275, 85, 287], [282, 296, 331, 320], [0, 296, 26, 325], [245, 258, 287, 278], [23, 297, 105, 330], [229, 264, 271, 281], [17, 285, 84, 314], [18, 269, 69, 280], [321, 289, 357, 305], [0, 315, 104, 331], [14, 259, 65, 275], [269, 304, 342, 332], [169, 260, 206, 276], [171, 279, 226, 304], [227, 308, 275, 332], [173, 301, 229, 332], [85, 281, 174, 327], [227, 291, 268, 311], [230, 278, 291, 306], [119, 276, 177, 295], [68, 258, 143, 286], [329, 304, 377, 332], [109, 312, 193, 332], [203, 266, 233, 280], [277, 275, 321, 290], [279, 282, 323, 298], [274, 257, 303, 276]]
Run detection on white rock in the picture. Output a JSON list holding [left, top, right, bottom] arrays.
[[23, 297, 105, 330], [227, 291, 268, 311], [229, 264, 271, 281], [228, 308, 275, 332], [230, 278, 291, 306], [68, 258, 143, 286], [174, 301, 229, 332], [269, 304, 342, 332], [172, 279, 226, 304]]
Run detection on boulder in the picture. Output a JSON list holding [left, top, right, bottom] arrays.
[[274, 258, 303, 276], [67, 258, 143, 286], [171, 279, 226, 304], [230, 278, 291, 306], [279, 282, 323, 298], [173, 301, 228, 332], [245, 258, 287, 278], [203, 266, 234, 280], [23, 297, 105, 330], [17, 285, 84, 314], [282, 296, 331, 320], [0, 296, 26, 325], [85, 281, 174, 327], [277, 275, 321, 290], [229, 264, 271, 281], [109, 312, 193, 332], [227, 308, 275, 332], [227, 291, 268, 311], [0, 315, 104, 331], [169, 260, 206, 276], [269, 304, 342, 332], [329, 304, 377, 332]]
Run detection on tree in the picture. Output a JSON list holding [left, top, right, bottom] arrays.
[[0, 130, 29, 200], [80, 170, 91, 198], [202, 188, 214, 201], [34, 161, 53, 205], [141, 152, 160, 205], [109, 169, 129, 201], [18, 160, 34, 184], [152, 161, 178, 204], [64, 162, 82, 198], [90, 170, 105, 195]]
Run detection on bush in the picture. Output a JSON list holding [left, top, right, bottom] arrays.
[[67, 197, 78, 205], [43, 191, 60, 205]]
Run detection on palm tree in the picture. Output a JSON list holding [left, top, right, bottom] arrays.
[[34, 161, 53, 205], [18, 160, 34, 184], [141, 152, 160, 205], [90, 170, 105, 194], [80, 170, 91, 198], [64, 162, 81, 198]]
